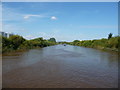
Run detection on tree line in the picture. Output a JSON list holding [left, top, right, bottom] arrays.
[[0, 35, 57, 53], [62, 33, 120, 52], [0, 33, 119, 53]]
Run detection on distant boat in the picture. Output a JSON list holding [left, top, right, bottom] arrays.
[[63, 44, 66, 46]]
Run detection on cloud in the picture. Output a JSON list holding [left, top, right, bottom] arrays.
[[23, 14, 44, 19], [24, 35, 36, 40], [2, 5, 46, 21], [51, 16, 57, 20], [2, 5, 57, 22]]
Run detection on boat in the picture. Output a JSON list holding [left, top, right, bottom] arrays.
[[63, 44, 66, 46]]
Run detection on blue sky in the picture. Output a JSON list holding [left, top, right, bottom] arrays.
[[2, 2, 118, 41]]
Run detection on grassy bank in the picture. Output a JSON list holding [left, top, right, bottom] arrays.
[[0, 35, 57, 54], [66, 36, 120, 52]]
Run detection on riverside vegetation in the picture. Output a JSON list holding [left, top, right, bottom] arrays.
[[60, 33, 120, 52], [1, 33, 119, 54], [0, 35, 57, 53], [71, 36, 119, 51]]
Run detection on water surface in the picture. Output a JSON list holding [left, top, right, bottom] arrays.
[[3, 45, 118, 88]]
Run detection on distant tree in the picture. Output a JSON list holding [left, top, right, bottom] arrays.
[[73, 40, 79, 45], [108, 33, 113, 39], [73, 40, 79, 43], [49, 38, 56, 42]]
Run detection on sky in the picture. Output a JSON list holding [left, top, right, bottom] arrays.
[[2, 2, 118, 41]]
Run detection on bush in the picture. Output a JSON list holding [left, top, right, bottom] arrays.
[[68, 36, 119, 51], [2, 35, 57, 53], [9, 35, 25, 49]]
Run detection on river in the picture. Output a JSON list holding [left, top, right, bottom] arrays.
[[2, 45, 118, 88]]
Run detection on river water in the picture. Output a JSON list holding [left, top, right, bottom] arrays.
[[2, 45, 118, 88]]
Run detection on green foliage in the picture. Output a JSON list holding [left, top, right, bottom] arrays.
[[73, 40, 80, 45], [9, 35, 25, 49], [68, 36, 119, 52], [2, 35, 57, 53], [108, 33, 113, 39], [0, 35, 2, 53], [2, 36, 14, 53], [107, 36, 118, 48], [48, 38, 56, 43], [19, 40, 33, 49]]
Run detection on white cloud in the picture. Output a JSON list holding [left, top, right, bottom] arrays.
[[24, 35, 35, 40], [2, 5, 57, 22], [2, 5, 46, 21], [51, 16, 57, 20], [23, 14, 44, 19]]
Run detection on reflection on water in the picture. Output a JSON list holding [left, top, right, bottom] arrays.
[[3, 45, 118, 88]]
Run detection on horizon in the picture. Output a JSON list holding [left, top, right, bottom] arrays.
[[2, 2, 118, 42]]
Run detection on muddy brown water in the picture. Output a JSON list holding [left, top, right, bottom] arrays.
[[2, 45, 118, 88]]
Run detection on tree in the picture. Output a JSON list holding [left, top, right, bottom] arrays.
[[2, 36, 11, 48], [73, 40, 79, 43], [9, 35, 26, 49], [48, 38, 56, 42], [108, 33, 113, 39], [72, 40, 80, 46]]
